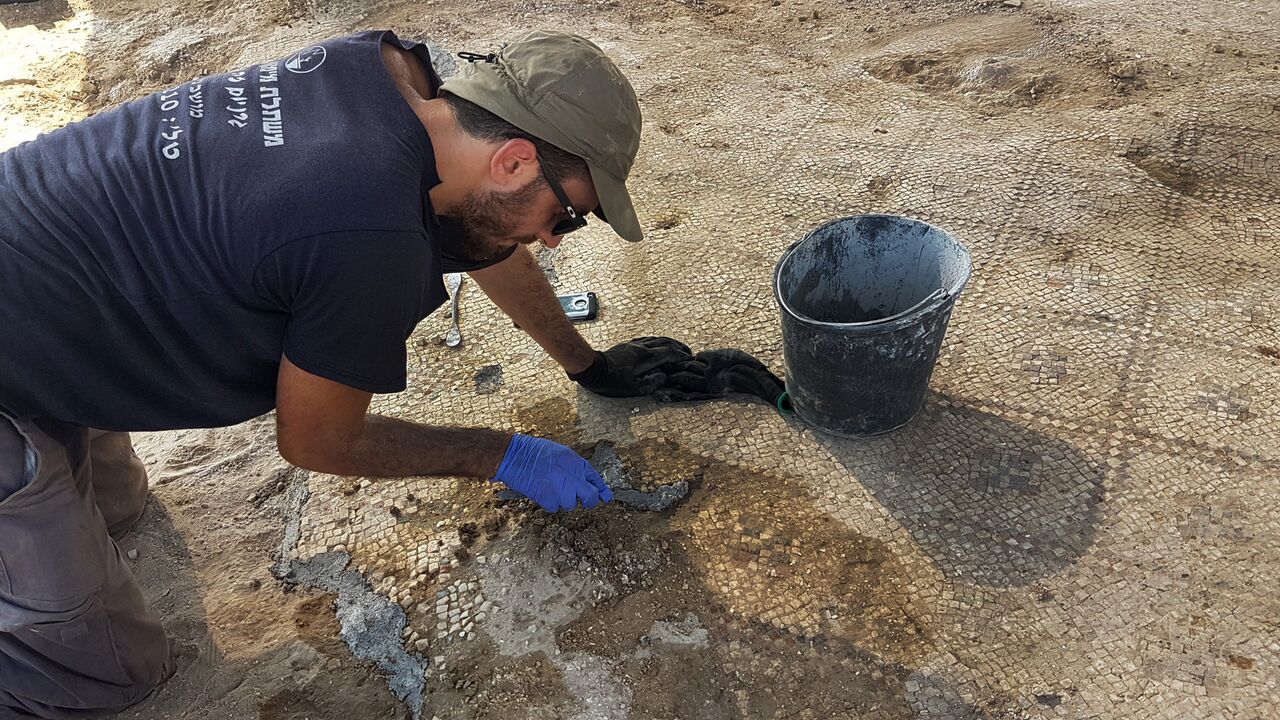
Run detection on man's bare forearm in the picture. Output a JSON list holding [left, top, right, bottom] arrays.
[[467, 246, 597, 374], [335, 415, 512, 479]]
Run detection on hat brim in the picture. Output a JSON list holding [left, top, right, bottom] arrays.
[[587, 159, 643, 242]]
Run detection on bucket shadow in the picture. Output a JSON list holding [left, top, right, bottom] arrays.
[[808, 393, 1105, 587]]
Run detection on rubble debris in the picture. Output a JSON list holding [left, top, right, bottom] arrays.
[[474, 364, 504, 395]]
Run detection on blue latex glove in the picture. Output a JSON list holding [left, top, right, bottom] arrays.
[[492, 434, 614, 512]]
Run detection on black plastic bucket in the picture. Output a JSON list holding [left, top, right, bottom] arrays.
[[774, 214, 972, 436]]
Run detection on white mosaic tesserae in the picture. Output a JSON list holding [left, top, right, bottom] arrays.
[[251, 2, 1280, 717]]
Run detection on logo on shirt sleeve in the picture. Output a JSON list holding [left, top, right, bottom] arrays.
[[285, 46, 327, 74]]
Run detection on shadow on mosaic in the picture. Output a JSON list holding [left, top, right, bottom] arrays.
[[812, 392, 1105, 588]]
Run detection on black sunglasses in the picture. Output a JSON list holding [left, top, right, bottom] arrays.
[[540, 160, 589, 237]]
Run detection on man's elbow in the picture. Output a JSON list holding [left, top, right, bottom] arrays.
[[277, 432, 349, 475]]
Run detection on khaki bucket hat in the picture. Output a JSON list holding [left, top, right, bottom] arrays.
[[442, 30, 645, 242]]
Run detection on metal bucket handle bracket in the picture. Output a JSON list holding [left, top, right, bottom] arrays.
[[855, 287, 949, 326]]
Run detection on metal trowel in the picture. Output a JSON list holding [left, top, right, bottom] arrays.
[[496, 442, 689, 511]]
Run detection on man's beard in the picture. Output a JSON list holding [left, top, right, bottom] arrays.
[[439, 179, 544, 262]]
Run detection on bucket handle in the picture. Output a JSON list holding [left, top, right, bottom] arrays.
[[855, 287, 949, 326]]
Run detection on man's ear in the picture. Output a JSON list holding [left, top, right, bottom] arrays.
[[489, 138, 540, 190]]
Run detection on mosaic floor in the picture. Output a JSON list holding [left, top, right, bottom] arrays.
[[282, 0, 1280, 717]]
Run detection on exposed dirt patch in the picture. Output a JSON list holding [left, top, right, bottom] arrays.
[[91, 421, 411, 720], [677, 461, 931, 661], [357, 423, 944, 718], [652, 212, 684, 230], [1123, 141, 1202, 195], [443, 439, 934, 718], [868, 174, 901, 200], [427, 648, 577, 719], [1228, 654, 1256, 671], [859, 13, 1112, 112], [864, 47, 1065, 110], [288, 594, 349, 658], [515, 396, 584, 447], [1118, 118, 1280, 199]]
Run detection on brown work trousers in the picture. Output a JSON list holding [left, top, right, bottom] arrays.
[[0, 412, 171, 718]]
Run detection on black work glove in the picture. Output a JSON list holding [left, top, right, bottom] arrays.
[[569, 337, 696, 398], [653, 349, 786, 406]]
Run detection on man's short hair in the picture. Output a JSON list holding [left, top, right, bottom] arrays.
[[440, 91, 590, 184]]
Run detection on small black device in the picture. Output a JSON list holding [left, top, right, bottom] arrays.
[[559, 292, 599, 322]]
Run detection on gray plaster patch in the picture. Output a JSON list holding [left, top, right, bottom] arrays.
[[590, 442, 629, 490], [647, 614, 709, 648], [610, 482, 690, 512], [273, 474, 426, 717], [271, 470, 311, 580], [592, 442, 690, 512], [560, 653, 631, 720], [278, 552, 428, 717], [474, 549, 607, 657], [474, 545, 629, 718]]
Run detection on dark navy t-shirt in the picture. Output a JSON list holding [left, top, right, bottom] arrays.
[[0, 31, 455, 431]]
